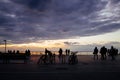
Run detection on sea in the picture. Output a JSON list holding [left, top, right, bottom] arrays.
[[30, 51, 94, 55], [0, 51, 93, 55]]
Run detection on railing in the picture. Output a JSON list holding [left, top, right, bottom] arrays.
[[0, 53, 30, 64]]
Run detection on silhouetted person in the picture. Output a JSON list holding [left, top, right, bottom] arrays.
[[27, 49, 31, 55], [100, 46, 107, 60], [93, 47, 98, 60], [45, 48, 48, 56], [65, 49, 68, 55], [44, 48, 49, 64], [65, 49, 70, 63], [109, 46, 118, 61], [37, 54, 46, 64], [110, 46, 115, 60], [58, 48, 63, 63], [115, 48, 118, 56], [43, 48, 54, 64], [68, 49, 70, 55], [25, 49, 31, 56], [68, 52, 78, 64], [25, 50, 28, 54], [47, 50, 53, 64], [8, 50, 12, 54], [13, 50, 15, 54], [25, 49, 31, 63], [16, 50, 20, 54]]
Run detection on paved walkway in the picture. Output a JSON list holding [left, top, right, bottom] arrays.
[[0, 55, 120, 80]]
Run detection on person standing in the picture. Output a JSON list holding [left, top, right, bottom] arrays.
[[58, 48, 63, 63], [100, 46, 107, 60], [93, 47, 98, 60]]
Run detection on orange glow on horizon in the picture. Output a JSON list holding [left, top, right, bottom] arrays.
[[0, 30, 120, 52], [0, 40, 66, 51]]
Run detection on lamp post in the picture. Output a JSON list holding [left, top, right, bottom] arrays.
[[4, 40, 7, 53]]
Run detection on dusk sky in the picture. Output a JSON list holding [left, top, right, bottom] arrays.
[[0, 0, 120, 52]]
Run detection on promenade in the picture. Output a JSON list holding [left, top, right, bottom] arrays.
[[0, 55, 120, 80]]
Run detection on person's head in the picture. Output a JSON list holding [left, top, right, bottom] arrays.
[[111, 46, 114, 49]]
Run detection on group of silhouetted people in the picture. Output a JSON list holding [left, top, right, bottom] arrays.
[[58, 48, 78, 64], [7, 50, 20, 54], [93, 46, 119, 61], [5, 50, 31, 56], [25, 49, 31, 56], [37, 48, 78, 65], [0, 49, 31, 64], [6, 49, 31, 56], [37, 48, 56, 64]]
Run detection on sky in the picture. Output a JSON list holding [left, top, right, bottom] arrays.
[[0, 0, 120, 52]]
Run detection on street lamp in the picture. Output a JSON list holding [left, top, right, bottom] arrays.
[[4, 40, 7, 53]]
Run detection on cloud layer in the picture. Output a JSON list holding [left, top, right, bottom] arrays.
[[0, 0, 120, 43]]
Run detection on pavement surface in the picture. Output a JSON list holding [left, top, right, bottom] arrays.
[[0, 55, 120, 80]]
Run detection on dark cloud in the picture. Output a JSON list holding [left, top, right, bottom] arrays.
[[12, 0, 51, 11], [0, 0, 120, 43], [64, 42, 79, 45]]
